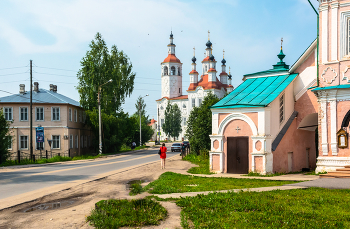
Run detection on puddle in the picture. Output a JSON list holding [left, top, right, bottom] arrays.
[[23, 200, 76, 213]]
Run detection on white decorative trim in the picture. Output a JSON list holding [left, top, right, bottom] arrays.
[[210, 135, 223, 152], [321, 6, 328, 63], [320, 99, 328, 155], [342, 65, 350, 82], [295, 79, 317, 101], [321, 67, 338, 84], [340, 3, 350, 7], [316, 157, 350, 173], [330, 99, 338, 155], [243, 71, 289, 80], [218, 113, 258, 136], [331, 4, 338, 61], [289, 40, 316, 73], [209, 151, 224, 173], [340, 11, 350, 60]]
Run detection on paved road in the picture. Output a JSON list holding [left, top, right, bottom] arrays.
[[288, 178, 350, 189], [0, 149, 178, 200]]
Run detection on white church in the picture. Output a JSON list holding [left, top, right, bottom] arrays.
[[156, 32, 234, 140]]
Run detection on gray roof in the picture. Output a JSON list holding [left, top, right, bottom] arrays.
[[0, 89, 80, 107]]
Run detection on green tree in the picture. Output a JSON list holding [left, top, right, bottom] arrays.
[[185, 92, 220, 154], [0, 109, 11, 164], [77, 32, 135, 115], [77, 33, 136, 153], [133, 96, 154, 146], [135, 96, 148, 120], [162, 103, 182, 141]]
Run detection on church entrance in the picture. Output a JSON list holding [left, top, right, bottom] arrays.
[[227, 137, 249, 174]]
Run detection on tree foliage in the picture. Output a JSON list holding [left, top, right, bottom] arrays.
[[162, 102, 182, 141], [0, 109, 11, 164], [77, 32, 135, 115], [185, 92, 220, 154], [134, 96, 148, 119], [132, 96, 154, 146]]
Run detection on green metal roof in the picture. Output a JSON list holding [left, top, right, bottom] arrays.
[[311, 84, 350, 91], [211, 73, 298, 109]]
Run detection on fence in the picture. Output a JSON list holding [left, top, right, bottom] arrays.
[[7, 149, 73, 163]]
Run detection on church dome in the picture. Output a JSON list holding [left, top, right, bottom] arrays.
[[209, 54, 215, 61], [192, 56, 197, 63], [163, 54, 181, 63], [221, 58, 226, 65], [206, 40, 212, 48]]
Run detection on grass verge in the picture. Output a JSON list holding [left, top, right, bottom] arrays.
[[143, 172, 299, 194], [183, 153, 213, 175], [244, 170, 328, 177], [87, 198, 167, 228], [177, 188, 350, 228]]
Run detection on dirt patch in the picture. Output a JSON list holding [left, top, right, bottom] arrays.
[[0, 155, 193, 229]]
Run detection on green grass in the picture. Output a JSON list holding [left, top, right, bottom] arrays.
[[143, 172, 299, 194], [87, 198, 167, 228], [183, 153, 213, 175], [177, 188, 350, 228], [129, 181, 143, 196]]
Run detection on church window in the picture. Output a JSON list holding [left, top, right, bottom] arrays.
[[179, 88, 180, 93], [279, 94, 284, 124], [199, 98, 202, 106], [161, 119, 164, 127], [178, 67, 181, 76], [164, 66, 168, 75], [205, 65, 207, 73], [192, 99, 195, 107], [183, 117, 187, 126], [171, 66, 176, 75]]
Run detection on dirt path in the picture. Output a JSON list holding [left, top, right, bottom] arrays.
[[0, 155, 192, 229]]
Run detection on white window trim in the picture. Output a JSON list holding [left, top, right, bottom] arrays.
[[19, 106, 28, 121], [279, 93, 285, 125], [340, 11, 350, 60], [51, 135, 61, 149], [4, 107, 13, 121], [19, 135, 29, 150], [51, 107, 60, 121], [35, 107, 45, 121], [7, 136, 12, 150], [69, 108, 72, 122]]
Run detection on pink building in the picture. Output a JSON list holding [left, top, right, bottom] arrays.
[[209, 0, 350, 174], [0, 83, 93, 159]]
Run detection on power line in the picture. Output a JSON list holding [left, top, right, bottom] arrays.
[[33, 71, 76, 78], [0, 71, 29, 77], [33, 65, 77, 72], [0, 66, 28, 71]]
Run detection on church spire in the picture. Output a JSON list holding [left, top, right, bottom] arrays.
[[167, 31, 176, 55], [273, 38, 289, 70]]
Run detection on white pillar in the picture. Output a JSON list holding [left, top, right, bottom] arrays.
[[320, 98, 328, 155], [320, 5, 329, 63], [330, 98, 337, 155], [331, 3, 339, 61]]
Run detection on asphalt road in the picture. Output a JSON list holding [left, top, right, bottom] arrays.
[[0, 149, 178, 200]]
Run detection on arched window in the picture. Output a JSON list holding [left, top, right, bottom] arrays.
[[205, 65, 208, 73], [164, 66, 168, 75], [178, 67, 181, 76], [171, 66, 176, 75]]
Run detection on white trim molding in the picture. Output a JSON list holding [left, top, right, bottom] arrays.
[[316, 157, 350, 173], [320, 4, 329, 63], [321, 67, 338, 84], [329, 98, 338, 155], [331, 2, 339, 61], [209, 135, 224, 152], [218, 113, 258, 136], [295, 79, 317, 101], [209, 151, 224, 173], [340, 11, 350, 60], [342, 65, 350, 82]]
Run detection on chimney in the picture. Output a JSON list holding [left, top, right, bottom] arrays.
[[50, 84, 54, 91], [19, 84, 25, 94], [53, 85, 57, 93], [34, 82, 39, 92]]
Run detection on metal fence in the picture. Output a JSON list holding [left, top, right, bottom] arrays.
[[7, 149, 73, 163]]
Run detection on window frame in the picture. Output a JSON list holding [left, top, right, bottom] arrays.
[[52, 135, 60, 149], [20, 135, 28, 150], [36, 141, 44, 150], [74, 109, 77, 122], [36, 107, 44, 121], [198, 98, 202, 106], [69, 108, 72, 122], [6, 136, 12, 150], [70, 134, 73, 149], [19, 107, 28, 121], [279, 94, 285, 124], [51, 107, 60, 121], [192, 99, 196, 108], [76, 135, 79, 149], [4, 107, 13, 121]]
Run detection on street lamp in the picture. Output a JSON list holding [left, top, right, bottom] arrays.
[[98, 79, 113, 155], [139, 94, 149, 147]]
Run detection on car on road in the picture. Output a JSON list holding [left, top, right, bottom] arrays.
[[171, 143, 182, 152], [182, 141, 190, 148]]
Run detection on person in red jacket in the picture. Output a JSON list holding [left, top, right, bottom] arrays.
[[160, 143, 167, 169]]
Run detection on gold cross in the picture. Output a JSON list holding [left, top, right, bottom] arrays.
[[223, 49, 225, 58], [229, 66, 231, 74], [281, 37, 283, 49], [208, 30, 210, 40], [193, 47, 195, 56]]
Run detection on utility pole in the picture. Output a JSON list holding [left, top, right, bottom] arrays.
[[98, 87, 102, 154], [30, 60, 33, 160], [139, 94, 149, 147], [157, 108, 160, 144]]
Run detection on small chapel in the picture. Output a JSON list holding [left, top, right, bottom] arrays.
[[209, 0, 350, 174], [156, 32, 233, 140]]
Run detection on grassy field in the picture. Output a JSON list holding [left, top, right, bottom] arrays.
[[177, 188, 350, 228], [183, 153, 213, 175], [87, 198, 167, 228], [143, 172, 299, 194]]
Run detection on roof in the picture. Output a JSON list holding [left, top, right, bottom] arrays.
[[219, 71, 228, 76], [162, 54, 181, 63], [156, 95, 188, 101], [311, 84, 350, 91], [187, 74, 228, 91], [150, 119, 157, 124], [0, 89, 80, 107], [189, 70, 199, 74], [202, 56, 216, 62], [211, 73, 298, 109], [289, 39, 317, 73]]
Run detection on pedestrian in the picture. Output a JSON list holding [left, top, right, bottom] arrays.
[[159, 143, 167, 169], [132, 141, 136, 150]]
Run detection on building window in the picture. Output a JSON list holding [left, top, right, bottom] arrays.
[[84, 136, 87, 148], [20, 107, 28, 121], [74, 109, 77, 122], [83, 111, 86, 123], [183, 117, 187, 126], [161, 119, 164, 127], [79, 111, 82, 122], [36, 107, 44, 121], [178, 67, 181, 76], [163, 66, 168, 75], [20, 136, 28, 149], [69, 108, 72, 122], [52, 107, 60, 121], [88, 136, 91, 147], [198, 99, 202, 106], [279, 94, 284, 124], [70, 135, 73, 149], [81, 135, 84, 148], [36, 142, 44, 150], [192, 99, 195, 107], [52, 135, 60, 149], [76, 135, 79, 148], [4, 107, 12, 121], [6, 136, 12, 150]]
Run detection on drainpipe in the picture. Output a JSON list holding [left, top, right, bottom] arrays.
[[308, 0, 320, 89]]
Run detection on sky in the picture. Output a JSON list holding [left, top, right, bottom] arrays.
[[0, 0, 319, 120]]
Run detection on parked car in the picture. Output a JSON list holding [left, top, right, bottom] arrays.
[[182, 141, 190, 148], [171, 143, 182, 152]]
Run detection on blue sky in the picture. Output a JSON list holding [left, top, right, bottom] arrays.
[[0, 0, 319, 119]]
